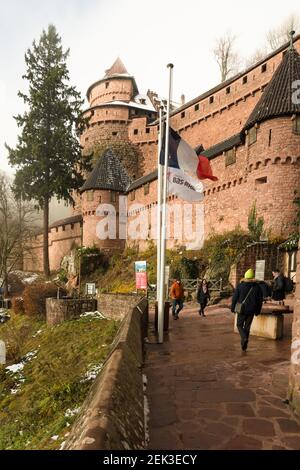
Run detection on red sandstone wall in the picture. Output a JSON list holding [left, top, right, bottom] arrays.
[[203, 118, 300, 238], [126, 118, 300, 250], [81, 106, 130, 151], [82, 189, 126, 252], [24, 222, 82, 272], [88, 78, 134, 106], [127, 38, 300, 171], [126, 178, 204, 251]]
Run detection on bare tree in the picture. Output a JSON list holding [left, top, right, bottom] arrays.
[[213, 32, 241, 82], [267, 14, 300, 51], [0, 174, 36, 297], [245, 48, 269, 68]]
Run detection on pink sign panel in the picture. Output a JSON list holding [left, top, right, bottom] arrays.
[[135, 261, 147, 290]]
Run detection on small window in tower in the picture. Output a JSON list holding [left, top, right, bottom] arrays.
[[243, 75, 248, 84], [194, 104, 199, 111], [134, 129, 138, 135], [146, 128, 150, 134], [209, 96, 214, 104], [140, 98, 146, 105], [112, 131, 118, 136], [144, 183, 150, 195], [130, 191, 135, 201], [110, 192, 117, 203], [248, 126, 257, 145], [181, 111, 185, 119], [98, 195, 102, 203], [105, 82, 109, 89], [85, 137, 89, 142], [255, 177, 267, 186], [225, 148, 236, 167], [293, 116, 300, 134], [87, 191, 94, 202], [268, 129, 272, 146], [261, 63, 267, 73], [226, 86, 231, 95]]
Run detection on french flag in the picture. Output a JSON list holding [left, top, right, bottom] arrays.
[[160, 127, 218, 182]]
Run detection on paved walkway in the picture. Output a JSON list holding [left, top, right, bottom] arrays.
[[145, 303, 300, 450]]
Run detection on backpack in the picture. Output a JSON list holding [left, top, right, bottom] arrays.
[[284, 277, 294, 293]]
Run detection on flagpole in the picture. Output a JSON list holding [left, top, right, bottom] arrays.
[[158, 63, 173, 344], [156, 106, 163, 303]]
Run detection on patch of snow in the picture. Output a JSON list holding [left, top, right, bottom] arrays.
[[6, 363, 24, 374], [23, 274, 39, 284], [10, 389, 19, 395], [80, 363, 103, 383], [51, 435, 59, 441], [60, 441, 66, 450], [80, 311, 107, 319], [24, 350, 38, 361], [65, 407, 80, 418], [32, 329, 42, 338]]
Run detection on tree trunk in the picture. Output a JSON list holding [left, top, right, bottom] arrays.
[[3, 264, 9, 298], [43, 196, 50, 277]]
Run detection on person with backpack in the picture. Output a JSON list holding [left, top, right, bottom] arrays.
[[271, 269, 286, 304], [231, 269, 263, 351]]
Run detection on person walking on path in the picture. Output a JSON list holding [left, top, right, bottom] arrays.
[[197, 279, 210, 317], [170, 278, 185, 320], [272, 269, 286, 305], [231, 269, 263, 351]]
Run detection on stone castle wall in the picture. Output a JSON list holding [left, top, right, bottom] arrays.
[[23, 221, 82, 272], [24, 38, 300, 271]]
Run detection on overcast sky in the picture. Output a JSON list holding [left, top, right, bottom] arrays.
[[1, 0, 300, 173]]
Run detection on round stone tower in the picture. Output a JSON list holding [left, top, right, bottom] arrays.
[[80, 57, 157, 178], [80, 148, 132, 252]]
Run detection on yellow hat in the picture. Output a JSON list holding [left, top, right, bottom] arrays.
[[245, 269, 255, 279]]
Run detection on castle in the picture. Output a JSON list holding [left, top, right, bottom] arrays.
[[24, 35, 300, 272]]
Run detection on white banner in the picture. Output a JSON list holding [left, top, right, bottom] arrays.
[[167, 167, 204, 202]]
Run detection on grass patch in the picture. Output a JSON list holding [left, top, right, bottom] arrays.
[[0, 312, 119, 450]]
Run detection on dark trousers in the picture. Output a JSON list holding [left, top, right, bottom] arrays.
[[172, 299, 184, 316], [199, 301, 207, 316], [237, 313, 254, 343]]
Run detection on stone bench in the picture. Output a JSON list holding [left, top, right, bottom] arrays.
[[234, 305, 292, 340]]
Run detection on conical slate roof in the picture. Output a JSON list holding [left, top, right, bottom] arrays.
[[244, 46, 300, 131], [81, 149, 132, 193], [104, 57, 129, 78]]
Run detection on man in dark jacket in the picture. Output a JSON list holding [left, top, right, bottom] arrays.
[[272, 269, 285, 304], [231, 269, 263, 351]]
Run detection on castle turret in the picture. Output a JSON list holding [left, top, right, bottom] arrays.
[[243, 38, 300, 132], [80, 149, 132, 252], [86, 57, 138, 107], [80, 58, 157, 174]]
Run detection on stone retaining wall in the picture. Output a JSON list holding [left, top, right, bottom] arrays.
[[64, 296, 148, 450], [46, 298, 97, 326], [97, 293, 144, 320]]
